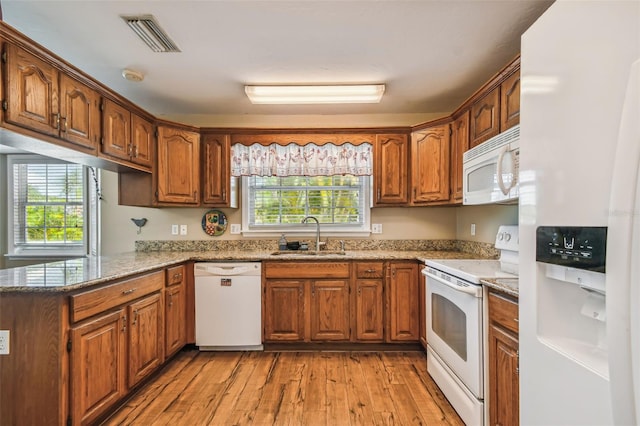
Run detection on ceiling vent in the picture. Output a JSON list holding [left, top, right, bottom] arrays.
[[121, 15, 180, 53]]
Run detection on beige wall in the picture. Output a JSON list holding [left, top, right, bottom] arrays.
[[100, 170, 515, 254]]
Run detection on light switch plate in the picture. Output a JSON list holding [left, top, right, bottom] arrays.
[[230, 224, 241, 234], [180, 225, 188, 235], [171, 224, 179, 235], [372, 224, 383, 234], [0, 330, 9, 355]]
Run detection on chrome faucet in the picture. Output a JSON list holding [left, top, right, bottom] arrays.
[[302, 216, 322, 251]]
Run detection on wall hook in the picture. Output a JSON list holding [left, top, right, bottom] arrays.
[[131, 218, 148, 234]]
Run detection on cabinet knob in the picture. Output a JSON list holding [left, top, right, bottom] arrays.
[[122, 315, 127, 332], [132, 309, 138, 325]]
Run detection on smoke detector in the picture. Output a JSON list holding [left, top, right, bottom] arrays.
[[122, 68, 144, 82]]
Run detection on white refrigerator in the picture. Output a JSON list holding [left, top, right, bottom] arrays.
[[519, 1, 640, 425]]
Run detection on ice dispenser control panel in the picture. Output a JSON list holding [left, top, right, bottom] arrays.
[[536, 226, 607, 273]]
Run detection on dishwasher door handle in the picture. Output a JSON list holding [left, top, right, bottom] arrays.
[[199, 266, 252, 276]]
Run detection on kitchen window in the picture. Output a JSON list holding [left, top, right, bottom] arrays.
[[7, 155, 98, 258]]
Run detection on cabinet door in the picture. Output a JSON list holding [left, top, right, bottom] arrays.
[[500, 70, 521, 131], [5, 44, 59, 136], [411, 125, 451, 204], [450, 111, 470, 204], [470, 87, 500, 148], [264, 280, 305, 341], [355, 279, 384, 341], [157, 126, 200, 204], [165, 284, 186, 357], [489, 324, 519, 426], [373, 134, 409, 205], [387, 262, 419, 341], [59, 73, 100, 153], [310, 279, 350, 341], [202, 134, 231, 205], [128, 292, 164, 387], [101, 99, 131, 161], [131, 113, 154, 169], [70, 310, 126, 426]]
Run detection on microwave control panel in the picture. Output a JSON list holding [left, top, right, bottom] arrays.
[[536, 226, 607, 272]]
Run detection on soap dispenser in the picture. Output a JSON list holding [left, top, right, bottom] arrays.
[[278, 234, 287, 251]]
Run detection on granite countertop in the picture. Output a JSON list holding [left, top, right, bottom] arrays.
[[0, 249, 484, 293], [481, 277, 519, 297]]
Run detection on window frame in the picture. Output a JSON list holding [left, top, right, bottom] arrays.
[[6, 154, 92, 259], [241, 175, 372, 237]]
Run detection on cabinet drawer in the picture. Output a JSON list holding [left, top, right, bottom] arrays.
[[166, 264, 185, 286], [355, 262, 384, 278], [70, 270, 164, 323], [264, 262, 350, 279], [488, 290, 519, 334]]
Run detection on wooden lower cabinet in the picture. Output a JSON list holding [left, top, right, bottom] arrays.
[[310, 279, 350, 341], [387, 261, 420, 341], [488, 290, 519, 426], [165, 283, 186, 357], [263, 279, 305, 341], [127, 293, 164, 388], [354, 279, 384, 341], [70, 310, 127, 426]]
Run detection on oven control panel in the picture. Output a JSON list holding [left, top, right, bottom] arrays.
[[536, 226, 607, 272]]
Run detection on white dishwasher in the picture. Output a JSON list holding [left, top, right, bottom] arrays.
[[194, 262, 262, 351]]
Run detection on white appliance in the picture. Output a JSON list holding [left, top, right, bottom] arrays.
[[519, 1, 640, 424], [194, 262, 263, 351], [423, 225, 519, 426], [463, 125, 520, 205]]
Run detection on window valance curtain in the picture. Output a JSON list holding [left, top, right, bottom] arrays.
[[231, 143, 372, 177]]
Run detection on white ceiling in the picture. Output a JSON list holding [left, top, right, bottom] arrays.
[[2, 0, 553, 127]]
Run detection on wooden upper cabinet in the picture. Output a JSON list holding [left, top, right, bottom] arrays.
[[5, 44, 60, 137], [470, 87, 500, 148], [130, 113, 154, 169], [373, 134, 409, 206], [411, 124, 451, 204], [202, 134, 231, 206], [101, 99, 131, 161], [157, 126, 200, 204], [500, 70, 521, 131], [59, 73, 100, 153], [450, 111, 470, 204]]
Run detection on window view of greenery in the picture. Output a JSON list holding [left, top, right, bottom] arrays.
[[248, 175, 365, 227], [13, 162, 84, 246]]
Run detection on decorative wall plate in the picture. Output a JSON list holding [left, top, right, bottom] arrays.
[[201, 209, 227, 237]]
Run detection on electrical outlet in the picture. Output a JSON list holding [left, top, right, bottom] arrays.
[[471, 223, 476, 236], [180, 225, 188, 235], [171, 224, 179, 235], [230, 224, 241, 234], [0, 330, 9, 355], [371, 224, 383, 234]]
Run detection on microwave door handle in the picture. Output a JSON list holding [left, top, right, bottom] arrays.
[[422, 269, 479, 296], [496, 146, 515, 195]]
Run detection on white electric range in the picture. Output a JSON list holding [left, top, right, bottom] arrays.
[[422, 225, 519, 426]]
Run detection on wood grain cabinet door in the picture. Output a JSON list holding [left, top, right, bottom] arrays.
[[470, 87, 500, 148], [373, 134, 409, 205], [70, 310, 126, 426], [500, 70, 521, 131], [355, 279, 384, 341], [488, 323, 519, 426], [411, 125, 451, 204], [310, 279, 350, 341], [165, 284, 186, 357], [157, 126, 200, 204], [202, 134, 231, 205], [450, 111, 470, 204], [387, 262, 419, 341], [130, 113, 154, 169], [101, 99, 131, 162], [59, 73, 100, 153], [264, 280, 305, 341], [128, 292, 164, 388], [5, 44, 59, 137]]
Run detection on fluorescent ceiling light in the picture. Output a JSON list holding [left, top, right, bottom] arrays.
[[244, 84, 385, 104]]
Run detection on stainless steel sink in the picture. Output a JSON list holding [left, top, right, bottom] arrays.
[[270, 250, 347, 256]]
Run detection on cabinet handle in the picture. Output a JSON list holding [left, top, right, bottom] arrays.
[[122, 315, 127, 332], [299, 288, 303, 298], [358, 287, 361, 296], [132, 310, 138, 325], [311, 285, 315, 297], [133, 145, 139, 158], [127, 143, 133, 156], [377, 188, 381, 201], [168, 293, 173, 307], [173, 273, 183, 282], [222, 189, 227, 200], [60, 116, 67, 131], [53, 113, 60, 130], [365, 269, 376, 273], [122, 288, 137, 295], [413, 187, 417, 199]]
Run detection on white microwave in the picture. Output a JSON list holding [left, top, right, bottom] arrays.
[[463, 125, 519, 205]]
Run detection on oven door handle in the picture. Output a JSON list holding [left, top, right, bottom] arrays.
[[422, 269, 481, 297]]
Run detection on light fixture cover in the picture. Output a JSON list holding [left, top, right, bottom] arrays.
[[122, 68, 144, 82], [244, 84, 385, 104]]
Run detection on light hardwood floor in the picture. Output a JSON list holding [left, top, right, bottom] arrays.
[[102, 350, 463, 426]]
